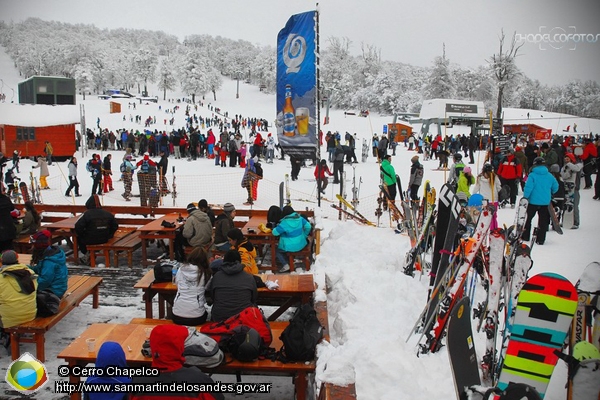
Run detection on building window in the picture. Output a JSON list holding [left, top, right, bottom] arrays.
[[16, 127, 35, 141]]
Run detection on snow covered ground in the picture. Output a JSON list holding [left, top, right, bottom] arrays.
[[1, 44, 599, 399]]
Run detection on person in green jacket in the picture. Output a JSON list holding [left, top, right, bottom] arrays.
[[380, 155, 397, 202], [457, 166, 475, 205]]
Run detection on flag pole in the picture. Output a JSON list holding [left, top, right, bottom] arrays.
[[315, 4, 321, 207]]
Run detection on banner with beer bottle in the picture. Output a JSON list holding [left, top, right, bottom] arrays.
[[276, 10, 317, 159]]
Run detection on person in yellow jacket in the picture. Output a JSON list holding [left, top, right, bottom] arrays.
[[0, 250, 37, 329], [226, 228, 258, 275]]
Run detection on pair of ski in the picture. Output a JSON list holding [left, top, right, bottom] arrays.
[[333, 194, 376, 227], [20, 172, 42, 204]]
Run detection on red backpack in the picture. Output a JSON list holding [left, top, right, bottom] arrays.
[[200, 306, 272, 346]]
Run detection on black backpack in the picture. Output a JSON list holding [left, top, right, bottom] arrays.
[[279, 303, 323, 361], [153, 261, 178, 283], [225, 326, 263, 362], [254, 162, 263, 178], [36, 289, 61, 317]]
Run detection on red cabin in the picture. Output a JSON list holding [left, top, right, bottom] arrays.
[[0, 104, 79, 159]]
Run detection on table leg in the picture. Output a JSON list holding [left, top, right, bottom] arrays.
[[141, 237, 148, 266], [271, 238, 277, 272], [267, 297, 296, 321], [72, 234, 79, 264], [168, 236, 174, 260], [144, 290, 155, 319], [295, 371, 307, 400], [69, 362, 82, 400]]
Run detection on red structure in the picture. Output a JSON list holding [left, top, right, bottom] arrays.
[[503, 123, 552, 142], [0, 104, 79, 159]]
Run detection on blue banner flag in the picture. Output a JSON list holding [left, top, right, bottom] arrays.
[[276, 11, 317, 159]]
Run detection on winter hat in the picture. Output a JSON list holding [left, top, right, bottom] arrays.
[[541, 142, 550, 150], [282, 205, 295, 217], [268, 133, 272, 137], [1, 250, 18, 266], [149, 325, 188, 372], [549, 164, 560, 173], [453, 153, 462, 161], [463, 166, 472, 174], [223, 203, 235, 213], [31, 229, 52, 249], [533, 157, 546, 166], [411, 155, 419, 162], [10, 209, 20, 219], [85, 194, 101, 209], [186, 203, 196, 213], [565, 153, 576, 163], [515, 146, 522, 152]]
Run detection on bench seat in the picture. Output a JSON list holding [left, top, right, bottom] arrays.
[[13, 230, 67, 254], [87, 228, 137, 267], [111, 230, 142, 267], [5, 275, 103, 362]]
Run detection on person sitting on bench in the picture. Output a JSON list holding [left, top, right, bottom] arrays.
[[0, 250, 37, 329], [75, 194, 118, 265], [272, 206, 312, 273]]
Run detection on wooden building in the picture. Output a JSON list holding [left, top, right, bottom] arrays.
[[387, 122, 413, 143], [0, 104, 79, 159]]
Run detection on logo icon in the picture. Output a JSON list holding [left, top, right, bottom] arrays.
[[5, 352, 49, 394]]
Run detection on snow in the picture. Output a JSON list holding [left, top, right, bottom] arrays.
[[0, 103, 80, 127], [1, 44, 600, 400]]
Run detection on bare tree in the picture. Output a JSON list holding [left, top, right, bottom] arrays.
[[489, 29, 523, 117]]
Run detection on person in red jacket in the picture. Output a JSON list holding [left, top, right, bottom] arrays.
[[497, 148, 523, 208], [580, 138, 598, 189], [253, 132, 263, 159], [314, 159, 333, 195], [130, 324, 224, 400]]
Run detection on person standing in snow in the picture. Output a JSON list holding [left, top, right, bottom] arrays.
[[561, 153, 582, 229], [522, 157, 558, 246], [380, 155, 397, 202], [64, 157, 81, 197], [408, 155, 424, 202], [32, 155, 50, 190]]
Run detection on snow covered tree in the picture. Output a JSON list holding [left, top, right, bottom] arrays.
[[133, 48, 157, 95], [157, 58, 177, 100], [425, 45, 454, 99], [489, 30, 523, 117]]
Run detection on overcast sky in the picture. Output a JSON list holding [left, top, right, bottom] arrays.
[[2, 0, 599, 85]]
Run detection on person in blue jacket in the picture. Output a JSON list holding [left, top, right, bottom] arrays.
[[522, 157, 558, 245], [272, 206, 312, 273], [29, 230, 68, 298], [84, 341, 131, 400]]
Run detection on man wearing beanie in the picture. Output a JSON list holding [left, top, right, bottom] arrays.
[[74, 194, 119, 265], [29, 230, 68, 298], [408, 155, 424, 202], [0, 250, 38, 329], [214, 203, 236, 251], [131, 324, 224, 400], [198, 199, 216, 226]]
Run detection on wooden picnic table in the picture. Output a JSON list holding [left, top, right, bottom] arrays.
[[58, 322, 315, 400], [134, 270, 315, 321], [137, 213, 182, 266], [243, 216, 278, 270], [43, 215, 81, 263]]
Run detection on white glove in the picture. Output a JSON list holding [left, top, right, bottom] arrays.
[[265, 280, 279, 290]]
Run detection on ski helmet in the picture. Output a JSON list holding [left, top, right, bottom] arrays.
[[453, 153, 462, 161], [482, 163, 493, 173], [533, 157, 545, 166]]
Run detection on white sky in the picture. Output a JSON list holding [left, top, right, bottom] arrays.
[[1, 0, 599, 85]]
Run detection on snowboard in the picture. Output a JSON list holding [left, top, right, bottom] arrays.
[[556, 341, 600, 400], [425, 183, 461, 332], [547, 204, 563, 235], [447, 296, 480, 400], [497, 272, 578, 398], [19, 181, 30, 203], [570, 262, 600, 352]]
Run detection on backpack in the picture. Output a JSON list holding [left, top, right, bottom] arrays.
[[254, 162, 263, 178], [36, 289, 61, 317], [153, 260, 178, 283], [279, 303, 323, 362], [86, 160, 94, 173], [119, 161, 127, 173], [200, 306, 272, 346], [225, 326, 263, 362], [182, 327, 224, 368], [140, 159, 150, 173]]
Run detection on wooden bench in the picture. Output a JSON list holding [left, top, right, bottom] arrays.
[[87, 227, 137, 267], [111, 230, 142, 267], [288, 233, 318, 272], [5, 274, 103, 362], [13, 230, 68, 254], [128, 318, 315, 399]]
